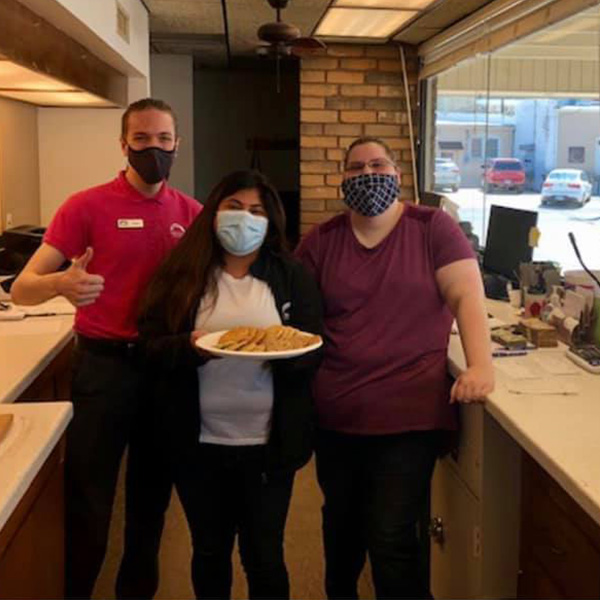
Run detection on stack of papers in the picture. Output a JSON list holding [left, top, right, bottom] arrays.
[[494, 351, 582, 396], [0, 303, 25, 321], [0, 297, 75, 321]]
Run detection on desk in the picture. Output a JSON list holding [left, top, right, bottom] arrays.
[[432, 299, 600, 599]]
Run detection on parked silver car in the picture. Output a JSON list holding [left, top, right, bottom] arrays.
[[541, 169, 593, 207], [434, 158, 461, 193]]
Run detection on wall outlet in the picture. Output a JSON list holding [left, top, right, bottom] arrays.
[[6, 213, 13, 228]]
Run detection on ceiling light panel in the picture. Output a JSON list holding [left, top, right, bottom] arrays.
[[316, 8, 417, 38], [334, 0, 433, 9]]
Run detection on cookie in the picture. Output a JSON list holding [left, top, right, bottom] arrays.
[[216, 326, 321, 353]]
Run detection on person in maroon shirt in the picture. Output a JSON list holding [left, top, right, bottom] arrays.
[[12, 99, 201, 599], [295, 136, 494, 599]]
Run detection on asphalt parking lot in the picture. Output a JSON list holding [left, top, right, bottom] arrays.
[[441, 187, 600, 272]]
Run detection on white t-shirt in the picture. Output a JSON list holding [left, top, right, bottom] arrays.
[[194, 270, 281, 445]]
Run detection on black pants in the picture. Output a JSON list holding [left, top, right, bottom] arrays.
[[315, 429, 440, 600], [174, 444, 294, 600], [65, 341, 173, 599]]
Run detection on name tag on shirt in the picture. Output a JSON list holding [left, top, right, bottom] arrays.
[[117, 219, 144, 229]]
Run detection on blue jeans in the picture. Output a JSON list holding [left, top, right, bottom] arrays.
[[315, 429, 441, 600]]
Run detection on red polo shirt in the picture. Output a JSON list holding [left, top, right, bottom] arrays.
[[44, 171, 201, 340]]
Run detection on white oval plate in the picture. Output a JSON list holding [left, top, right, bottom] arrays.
[[195, 330, 323, 360]]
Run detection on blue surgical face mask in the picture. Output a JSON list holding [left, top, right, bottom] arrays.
[[215, 210, 268, 256]]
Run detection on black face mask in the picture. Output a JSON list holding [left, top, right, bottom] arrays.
[[127, 146, 175, 185]]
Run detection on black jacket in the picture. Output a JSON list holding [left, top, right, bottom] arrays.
[[138, 250, 323, 475]]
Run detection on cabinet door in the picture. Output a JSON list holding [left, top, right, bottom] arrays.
[[447, 403, 484, 500], [430, 458, 482, 599], [0, 440, 65, 599], [519, 453, 600, 599]]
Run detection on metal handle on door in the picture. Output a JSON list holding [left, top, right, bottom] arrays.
[[429, 516, 445, 545]]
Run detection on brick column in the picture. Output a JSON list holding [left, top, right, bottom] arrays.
[[300, 44, 419, 234]]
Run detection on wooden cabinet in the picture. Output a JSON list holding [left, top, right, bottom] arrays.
[[518, 453, 600, 599], [430, 458, 482, 598], [430, 406, 522, 599], [17, 341, 73, 403], [0, 437, 66, 600]]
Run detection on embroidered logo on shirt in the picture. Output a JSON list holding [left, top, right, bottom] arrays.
[[282, 301, 291, 322], [170, 223, 186, 239]]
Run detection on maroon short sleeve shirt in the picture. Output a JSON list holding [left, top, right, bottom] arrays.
[[295, 204, 475, 434]]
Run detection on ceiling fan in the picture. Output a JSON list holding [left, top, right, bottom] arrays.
[[256, 0, 326, 58]]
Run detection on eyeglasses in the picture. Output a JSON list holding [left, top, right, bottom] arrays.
[[344, 158, 396, 174]]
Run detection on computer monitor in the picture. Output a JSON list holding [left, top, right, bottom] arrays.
[[483, 205, 538, 283]]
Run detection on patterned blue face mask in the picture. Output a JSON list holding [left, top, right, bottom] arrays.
[[216, 210, 268, 256], [341, 173, 399, 217]]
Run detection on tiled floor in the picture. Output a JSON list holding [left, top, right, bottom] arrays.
[[94, 458, 374, 599]]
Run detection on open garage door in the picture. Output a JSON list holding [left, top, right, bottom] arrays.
[[419, 0, 599, 79]]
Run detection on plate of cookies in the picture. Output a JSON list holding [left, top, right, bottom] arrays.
[[196, 325, 323, 360]]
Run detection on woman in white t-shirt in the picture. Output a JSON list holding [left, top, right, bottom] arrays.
[[139, 170, 322, 600]]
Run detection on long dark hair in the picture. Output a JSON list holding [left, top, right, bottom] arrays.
[[141, 170, 288, 333]]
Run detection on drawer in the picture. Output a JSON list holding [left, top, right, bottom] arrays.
[[519, 454, 600, 599]]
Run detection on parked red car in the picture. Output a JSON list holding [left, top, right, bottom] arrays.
[[483, 158, 526, 193]]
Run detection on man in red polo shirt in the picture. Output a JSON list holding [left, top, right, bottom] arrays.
[[12, 98, 202, 599]]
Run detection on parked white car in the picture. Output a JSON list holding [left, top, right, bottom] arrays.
[[434, 158, 461, 193], [541, 169, 592, 207]]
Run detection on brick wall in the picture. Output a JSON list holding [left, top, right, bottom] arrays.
[[299, 44, 419, 234]]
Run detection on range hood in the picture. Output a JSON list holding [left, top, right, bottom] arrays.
[[0, 0, 128, 108], [0, 56, 116, 108]]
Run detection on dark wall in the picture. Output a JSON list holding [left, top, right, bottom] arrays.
[[194, 62, 300, 244]]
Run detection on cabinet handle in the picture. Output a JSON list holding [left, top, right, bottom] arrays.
[[429, 516, 445, 545]]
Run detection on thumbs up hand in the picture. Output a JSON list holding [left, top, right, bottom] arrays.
[[71, 246, 94, 271], [57, 247, 105, 307]]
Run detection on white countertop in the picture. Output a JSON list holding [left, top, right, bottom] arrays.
[[0, 402, 73, 531], [2, 294, 599, 531], [448, 299, 600, 526], [0, 298, 74, 404]]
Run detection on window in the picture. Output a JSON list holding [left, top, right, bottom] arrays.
[[568, 146, 585, 164], [485, 139, 499, 159], [425, 4, 600, 271]]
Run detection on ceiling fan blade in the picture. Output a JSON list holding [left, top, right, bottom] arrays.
[[290, 37, 327, 50], [289, 37, 327, 57]]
